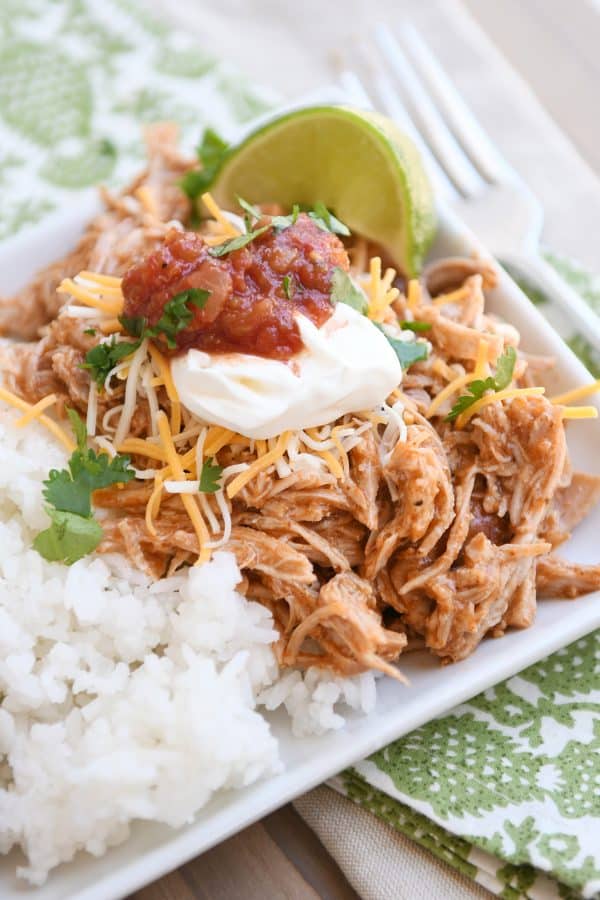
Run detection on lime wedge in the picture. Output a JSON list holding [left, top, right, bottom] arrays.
[[211, 105, 436, 276]]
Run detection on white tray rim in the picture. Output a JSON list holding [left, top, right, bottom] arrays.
[[1, 197, 599, 900]]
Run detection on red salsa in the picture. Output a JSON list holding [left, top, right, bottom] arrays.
[[121, 214, 350, 359]]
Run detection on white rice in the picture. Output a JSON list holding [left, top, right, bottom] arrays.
[[0, 407, 376, 885]]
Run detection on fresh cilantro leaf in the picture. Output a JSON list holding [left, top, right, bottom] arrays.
[[445, 379, 494, 422], [308, 202, 350, 236], [42, 410, 134, 518], [68, 447, 134, 497], [446, 346, 517, 422], [34, 413, 134, 565], [180, 169, 214, 202], [330, 267, 368, 314], [119, 290, 210, 350], [208, 224, 270, 258], [42, 467, 92, 517], [145, 288, 211, 349], [118, 314, 147, 339], [44, 445, 134, 517], [66, 408, 87, 452], [374, 323, 429, 370], [196, 128, 229, 167], [236, 195, 261, 226], [271, 204, 300, 232], [282, 275, 294, 299], [494, 345, 517, 390], [179, 128, 229, 200], [400, 320, 432, 333], [33, 508, 103, 565], [84, 327, 97, 336], [82, 337, 141, 390], [145, 288, 211, 350], [271, 202, 350, 236], [199, 458, 223, 493]]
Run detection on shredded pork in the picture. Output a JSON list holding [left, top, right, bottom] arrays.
[[2, 125, 599, 681], [0, 124, 192, 340]]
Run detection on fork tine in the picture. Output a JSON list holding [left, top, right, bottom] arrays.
[[346, 47, 458, 203], [399, 24, 514, 184], [373, 23, 485, 200], [364, 66, 458, 202]]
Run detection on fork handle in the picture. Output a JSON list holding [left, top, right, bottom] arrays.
[[502, 251, 600, 352]]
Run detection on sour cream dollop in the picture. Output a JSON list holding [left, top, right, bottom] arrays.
[[171, 304, 402, 439]]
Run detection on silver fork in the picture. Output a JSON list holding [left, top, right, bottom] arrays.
[[340, 23, 600, 350]]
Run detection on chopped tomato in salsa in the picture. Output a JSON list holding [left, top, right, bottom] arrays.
[[121, 214, 350, 359]]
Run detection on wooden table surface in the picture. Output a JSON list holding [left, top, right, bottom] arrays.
[[133, 2, 600, 898]]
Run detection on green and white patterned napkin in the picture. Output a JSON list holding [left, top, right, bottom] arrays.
[[0, 0, 273, 241], [1, 2, 598, 897], [332, 629, 600, 899]]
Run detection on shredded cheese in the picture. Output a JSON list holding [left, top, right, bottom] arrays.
[[432, 286, 470, 306], [94, 435, 117, 458], [172, 423, 203, 445], [407, 279, 421, 312], [140, 443, 199, 539], [201, 192, 240, 236], [226, 431, 292, 499], [330, 425, 350, 478], [317, 449, 344, 479], [148, 344, 181, 435], [61, 305, 99, 319], [361, 411, 388, 426], [164, 480, 201, 494], [141, 363, 160, 437], [367, 257, 382, 312], [99, 318, 124, 335], [0, 386, 75, 451], [455, 386, 545, 429], [366, 259, 400, 321], [204, 426, 236, 457], [114, 340, 148, 447], [427, 339, 489, 417], [84, 283, 124, 297], [198, 492, 221, 534], [304, 427, 345, 479], [211, 489, 233, 547], [156, 411, 210, 562], [381, 267, 396, 294], [118, 438, 167, 462], [86, 382, 98, 437], [474, 338, 490, 379], [560, 406, 598, 420], [551, 379, 600, 406], [179, 447, 197, 469], [15, 393, 57, 427], [57, 278, 123, 316], [145, 474, 166, 537], [202, 232, 237, 248], [135, 185, 159, 218], [78, 271, 122, 287], [432, 358, 458, 381]]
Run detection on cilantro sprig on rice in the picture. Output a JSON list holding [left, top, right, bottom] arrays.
[[33, 409, 135, 564]]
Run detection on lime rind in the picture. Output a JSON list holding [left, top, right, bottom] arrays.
[[210, 105, 436, 277]]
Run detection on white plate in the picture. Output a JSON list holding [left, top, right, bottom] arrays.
[[1, 200, 599, 900]]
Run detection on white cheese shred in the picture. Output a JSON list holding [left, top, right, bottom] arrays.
[[86, 381, 98, 438], [114, 340, 148, 448]]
